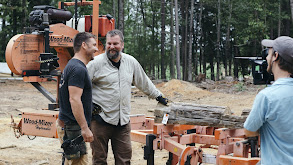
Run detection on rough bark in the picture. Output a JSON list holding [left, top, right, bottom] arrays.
[[198, 1, 205, 76], [12, 1, 17, 35], [180, 1, 187, 80], [161, 0, 166, 79], [210, 56, 215, 81], [151, 0, 156, 79], [170, 0, 175, 79], [22, 0, 26, 31], [184, 6, 188, 81], [175, 0, 181, 79], [187, 0, 194, 81], [139, 0, 146, 26], [155, 102, 247, 129], [113, 0, 116, 28], [225, 0, 232, 76], [216, 0, 221, 81], [118, 0, 124, 33]]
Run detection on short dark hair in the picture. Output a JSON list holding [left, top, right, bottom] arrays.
[[278, 55, 293, 75], [73, 32, 97, 53], [106, 29, 124, 43]]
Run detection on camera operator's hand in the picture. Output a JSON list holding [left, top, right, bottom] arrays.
[[81, 127, 94, 142], [156, 95, 169, 106]]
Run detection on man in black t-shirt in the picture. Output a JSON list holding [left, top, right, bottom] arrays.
[[57, 32, 98, 165]]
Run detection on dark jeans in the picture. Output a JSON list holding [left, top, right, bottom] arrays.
[[90, 119, 132, 165], [64, 124, 87, 155]]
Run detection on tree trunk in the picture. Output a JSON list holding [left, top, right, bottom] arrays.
[[180, 1, 187, 81], [234, 46, 239, 79], [290, 0, 293, 23], [216, 0, 221, 81], [202, 43, 206, 77], [285, 18, 291, 36], [187, 0, 194, 81], [198, 1, 205, 77], [154, 102, 247, 129], [113, 0, 116, 28], [22, 0, 26, 31], [210, 56, 215, 81], [184, 9, 188, 81], [139, 0, 147, 27], [278, 1, 281, 37], [151, 0, 156, 79], [0, 17, 6, 60], [193, 16, 198, 76], [161, 0, 166, 79], [118, 0, 124, 33], [226, 0, 232, 76], [138, 0, 149, 74], [175, 0, 181, 79], [157, 58, 160, 79], [170, 0, 175, 79], [12, 1, 17, 35]]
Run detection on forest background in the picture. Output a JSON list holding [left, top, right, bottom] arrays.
[[1, 0, 293, 81]]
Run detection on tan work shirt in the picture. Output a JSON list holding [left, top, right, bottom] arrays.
[[87, 53, 162, 126]]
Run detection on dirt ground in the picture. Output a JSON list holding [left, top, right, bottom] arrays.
[[0, 75, 265, 165]]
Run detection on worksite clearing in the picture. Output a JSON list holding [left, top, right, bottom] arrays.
[[0, 76, 263, 165]]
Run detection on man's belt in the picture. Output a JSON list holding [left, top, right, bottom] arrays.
[[92, 103, 102, 115]]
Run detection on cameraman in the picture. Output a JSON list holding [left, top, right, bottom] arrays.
[[244, 36, 293, 164]]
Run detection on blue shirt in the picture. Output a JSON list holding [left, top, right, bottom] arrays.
[[244, 78, 293, 165]]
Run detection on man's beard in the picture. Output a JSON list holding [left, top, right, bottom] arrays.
[[106, 49, 120, 60]]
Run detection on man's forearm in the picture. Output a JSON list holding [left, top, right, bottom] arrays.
[[70, 99, 89, 129]]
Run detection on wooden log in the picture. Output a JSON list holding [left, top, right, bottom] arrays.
[[241, 109, 251, 117], [155, 102, 247, 129]]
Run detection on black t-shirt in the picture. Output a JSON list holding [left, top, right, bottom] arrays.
[[58, 59, 92, 126], [110, 59, 120, 69]]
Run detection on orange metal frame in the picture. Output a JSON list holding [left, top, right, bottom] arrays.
[[130, 114, 260, 165], [58, 0, 101, 36], [10, 113, 260, 164], [6, 0, 105, 78], [9, 0, 113, 139]]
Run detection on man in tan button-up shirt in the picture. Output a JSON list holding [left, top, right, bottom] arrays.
[[87, 29, 168, 165]]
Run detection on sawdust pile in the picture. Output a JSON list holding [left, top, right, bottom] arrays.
[[156, 79, 256, 115], [132, 79, 256, 115], [158, 79, 212, 99]]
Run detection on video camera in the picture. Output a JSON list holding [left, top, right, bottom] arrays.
[[235, 49, 274, 85]]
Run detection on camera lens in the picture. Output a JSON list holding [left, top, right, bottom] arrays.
[[262, 48, 269, 59]]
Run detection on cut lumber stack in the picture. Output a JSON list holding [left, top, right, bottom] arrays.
[[155, 102, 248, 129]]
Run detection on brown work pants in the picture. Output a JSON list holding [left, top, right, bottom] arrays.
[[90, 120, 132, 165]]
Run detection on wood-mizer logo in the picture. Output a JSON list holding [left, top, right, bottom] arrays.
[[49, 36, 73, 43], [23, 118, 53, 131]]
